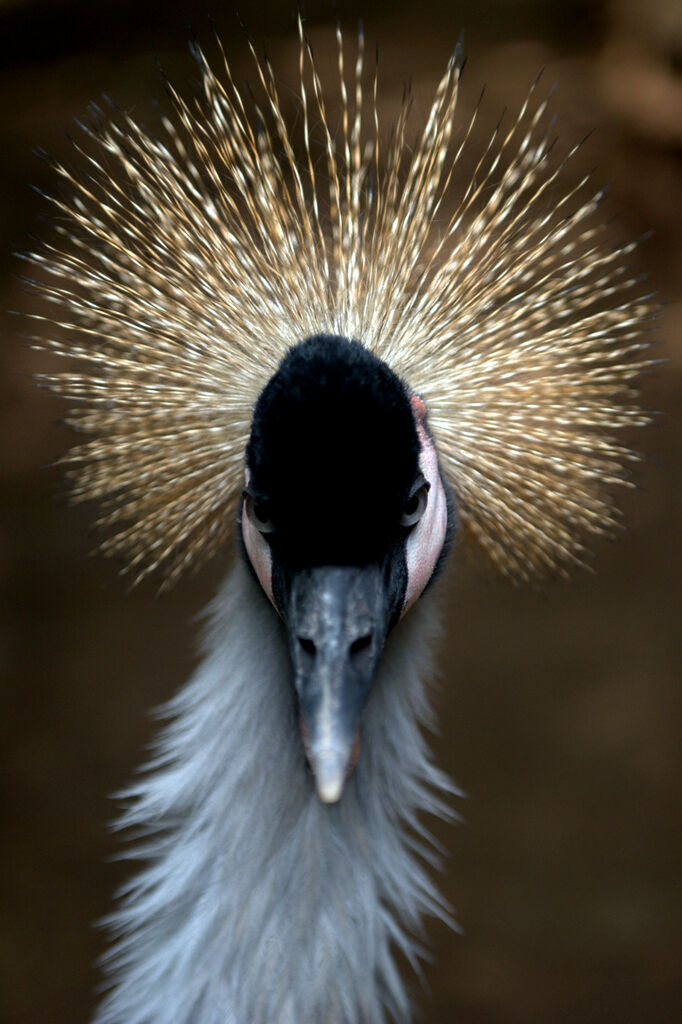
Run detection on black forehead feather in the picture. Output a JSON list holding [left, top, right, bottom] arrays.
[[246, 335, 420, 564]]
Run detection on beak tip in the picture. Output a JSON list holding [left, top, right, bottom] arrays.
[[315, 774, 345, 804], [310, 747, 349, 804]]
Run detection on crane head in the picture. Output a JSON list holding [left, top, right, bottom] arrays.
[[241, 335, 453, 803]]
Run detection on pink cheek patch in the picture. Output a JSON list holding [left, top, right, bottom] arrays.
[[241, 508, 275, 606], [402, 399, 448, 617], [241, 471, 275, 607]]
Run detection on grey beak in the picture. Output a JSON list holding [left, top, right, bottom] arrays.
[[286, 565, 389, 803]]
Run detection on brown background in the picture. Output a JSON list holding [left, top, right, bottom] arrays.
[[1, 1, 680, 1022]]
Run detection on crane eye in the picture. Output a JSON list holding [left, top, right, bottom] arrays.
[[244, 493, 275, 534], [400, 479, 430, 528]]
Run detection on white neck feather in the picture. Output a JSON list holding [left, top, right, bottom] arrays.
[[94, 559, 453, 1024]]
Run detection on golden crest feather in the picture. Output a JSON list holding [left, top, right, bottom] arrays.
[[29, 19, 653, 584]]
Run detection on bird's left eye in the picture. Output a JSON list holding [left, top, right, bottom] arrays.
[[244, 493, 275, 534], [401, 480, 430, 528]]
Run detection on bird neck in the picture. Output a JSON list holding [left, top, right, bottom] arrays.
[[95, 558, 452, 1024]]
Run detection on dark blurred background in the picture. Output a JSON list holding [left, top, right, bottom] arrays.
[[1, 1, 680, 1022]]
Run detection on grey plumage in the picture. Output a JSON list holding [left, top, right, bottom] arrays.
[[96, 561, 452, 1024]]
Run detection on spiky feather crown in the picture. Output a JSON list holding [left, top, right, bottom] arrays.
[[30, 20, 653, 584]]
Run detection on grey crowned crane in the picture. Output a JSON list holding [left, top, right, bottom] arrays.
[[30, 19, 653, 1024]]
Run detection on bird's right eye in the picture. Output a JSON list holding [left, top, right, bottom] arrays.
[[244, 493, 275, 534], [400, 480, 430, 528]]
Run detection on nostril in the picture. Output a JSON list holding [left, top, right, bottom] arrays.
[[298, 636, 316, 658], [349, 635, 372, 659]]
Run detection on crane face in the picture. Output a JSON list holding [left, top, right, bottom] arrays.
[[240, 333, 452, 801]]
